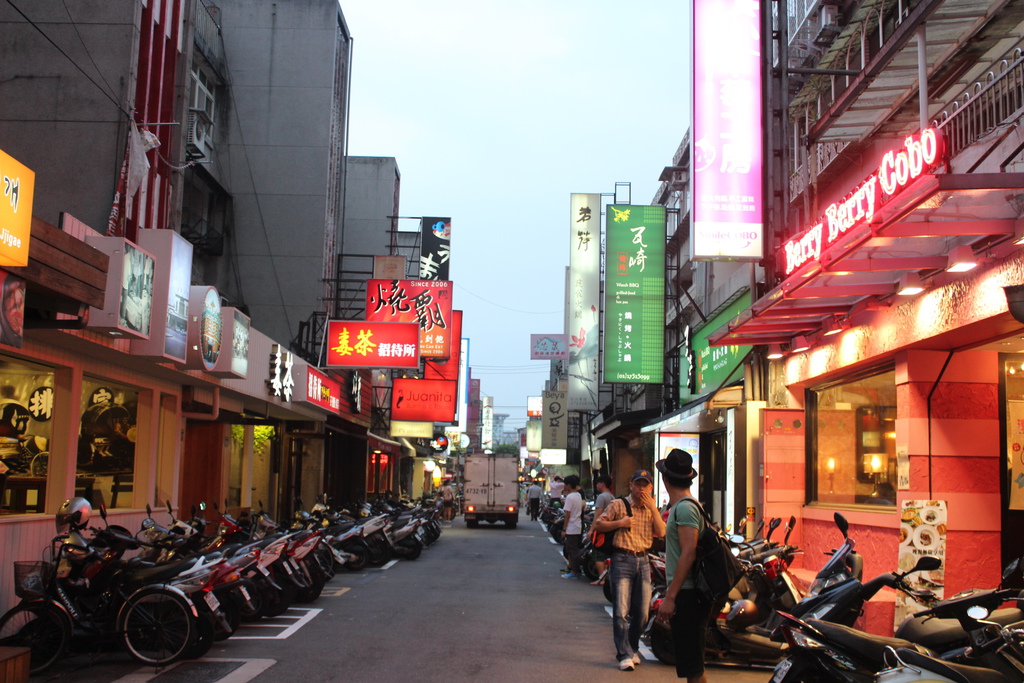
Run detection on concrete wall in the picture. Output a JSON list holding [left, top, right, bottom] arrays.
[[343, 156, 401, 260]]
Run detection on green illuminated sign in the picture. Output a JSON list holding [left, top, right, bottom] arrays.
[[680, 291, 751, 401], [603, 205, 665, 383]]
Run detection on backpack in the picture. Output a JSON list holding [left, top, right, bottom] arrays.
[[592, 497, 632, 551], [680, 498, 744, 604]]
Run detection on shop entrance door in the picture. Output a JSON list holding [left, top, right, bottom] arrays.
[[700, 430, 728, 528], [1003, 400, 1024, 583]]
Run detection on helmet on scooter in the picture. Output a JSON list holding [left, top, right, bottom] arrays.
[[726, 599, 761, 630], [55, 496, 92, 533]]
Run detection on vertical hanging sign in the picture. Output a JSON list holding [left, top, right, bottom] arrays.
[[603, 205, 665, 383], [419, 217, 451, 280], [691, 0, 763, 261], [542, 390, 567, 449], [568, 194, 601, 410]]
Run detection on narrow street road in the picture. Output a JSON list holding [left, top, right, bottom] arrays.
[[31, 517, 772, 682]]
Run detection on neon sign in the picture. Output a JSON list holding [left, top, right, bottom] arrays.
[[783, 129, 941, 275]]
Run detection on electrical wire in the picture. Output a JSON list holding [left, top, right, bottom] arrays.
[[454, 283, 562, 315]]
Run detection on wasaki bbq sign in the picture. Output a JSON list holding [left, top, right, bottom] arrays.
[[324, 320, 420, 369], [782, 129, 942, 275]]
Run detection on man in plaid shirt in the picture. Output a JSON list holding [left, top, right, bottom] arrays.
[[592, 469, 666, 671]]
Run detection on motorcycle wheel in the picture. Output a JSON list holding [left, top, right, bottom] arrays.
[[399, 542, 422, 561], [296, 567, 326, 603], [650, 623, 676, 665], [341, 544, 369, 572], [263, 576, 297, 618], [180, 611, 215, 659], [214, 600, 241, 641], [550, 520, 564, 543], [581, 551, 601, 581], [368, 539, 393, 567], [0, 601, 71, 674], [119, 588, 193, 666], [237, 582, 266, 622]]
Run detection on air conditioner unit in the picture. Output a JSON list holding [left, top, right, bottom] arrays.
[[186, 109, 211, 159]]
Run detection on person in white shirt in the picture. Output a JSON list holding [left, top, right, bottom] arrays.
[[560, 475, 584, 579], [548, 476, 564, 502], [527, 482, 543, 520]]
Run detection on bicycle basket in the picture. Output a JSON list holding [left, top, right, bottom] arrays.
[[13, 561, 54, 599]]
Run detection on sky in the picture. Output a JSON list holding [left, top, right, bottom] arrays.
[[341, 1, 690, 432]]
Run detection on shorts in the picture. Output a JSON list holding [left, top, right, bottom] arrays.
[[443, 500, 453, 508], [669, 588, 713, 678]]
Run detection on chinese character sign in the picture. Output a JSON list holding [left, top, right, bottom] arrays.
[[568, 193, 601, 410], [603, 205, 665, 383], [268, 343, 295, 402], [530, 334, 568, 360], [366, 279, 453, 358], [419, 217, 451, 281], [542, 390, 567, 449], [894, 500, 947, 629], [0, 148, 33, 268], [323, 320, 420, 368], [691, 0, 763, 261]]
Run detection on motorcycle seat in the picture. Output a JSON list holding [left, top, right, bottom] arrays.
[[896, 607, 1024, 652], [122, 558, 194, 585], [890, 647, 1015, 683], [808, 619, 934, 665]]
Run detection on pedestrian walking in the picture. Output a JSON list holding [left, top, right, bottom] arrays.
[[589, 475, 614, 585], [560, 475, 584, 579], [591, 469, 666, 671], [656, 449, 712, 682], [441, 481, 456, 522], [527, 481, 543, 521]]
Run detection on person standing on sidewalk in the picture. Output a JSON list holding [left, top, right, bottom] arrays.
[[592, 469, 665, 671], [589, 475, 614, 585], [527, 481, 543, 521], [560, 475, 584, 579], [655, 449, 711, 683]]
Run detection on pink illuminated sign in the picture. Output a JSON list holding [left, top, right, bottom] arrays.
[[691, 0, 763, 261], [782, 129, 942, 275]]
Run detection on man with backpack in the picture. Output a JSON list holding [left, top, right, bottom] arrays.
[[591, 469, 665, 671], [655, 448, 712, 682]]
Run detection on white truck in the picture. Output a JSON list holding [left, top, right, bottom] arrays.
[[462, 452, 519, 529]]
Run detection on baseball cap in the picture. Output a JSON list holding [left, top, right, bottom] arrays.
[[631, 469, 653, 483]]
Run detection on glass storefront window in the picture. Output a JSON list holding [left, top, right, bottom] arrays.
[[0, 357, 55, 514], [809, 366, 897, 506], [77, 378, 139, 509]]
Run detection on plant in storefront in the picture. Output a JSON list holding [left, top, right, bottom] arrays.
[[230, 425, 277, 454]]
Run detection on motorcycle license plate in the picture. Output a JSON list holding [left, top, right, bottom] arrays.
[[204, 591, 220, 611], [257, 563, 270, 576], [239, 586, 251, 601], [282, 561, 293, 575], [771, 658, 793, 683]]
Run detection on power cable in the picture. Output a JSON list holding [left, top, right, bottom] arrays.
[[454, 283, 562, 315], [60, 0, 120, 102]]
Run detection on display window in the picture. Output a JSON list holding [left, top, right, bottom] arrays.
[[77, 378, 139, 509], [0, 357, 55, 514], [808, 365, 897, 507]]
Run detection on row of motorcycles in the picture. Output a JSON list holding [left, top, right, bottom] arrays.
[[0, 493, 444, 674], [640, 511, 1024, 682]]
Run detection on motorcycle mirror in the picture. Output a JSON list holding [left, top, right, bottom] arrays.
[[729, 534, 745, 545], [784, 515, 797, 544], [966, 605, 990, 620], [910, 555, 942, 574], [1002, 557, 1020, 585], [834, 512, 849, 539], [199, 501, 206, 511], [146, 503, 152, 518], [766, 517, 781, 541], [166, 499, 173, 515], [99, 504, 107, 521], [141, 517, 155, 530]]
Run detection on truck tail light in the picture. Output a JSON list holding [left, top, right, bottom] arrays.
[[466, 505, 475, 512], [507, 506, 516, 512]]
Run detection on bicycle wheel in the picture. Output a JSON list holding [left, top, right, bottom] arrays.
[[0, 601, 71, 674], [118, 588, 193, 666]]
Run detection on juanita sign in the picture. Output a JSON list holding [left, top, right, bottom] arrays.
[[783, 129, 942, 275]]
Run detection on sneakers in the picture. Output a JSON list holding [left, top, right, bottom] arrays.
[[561, 572, 580, 579], [618, 659, 635, 671], [632, 653, 642, 666]]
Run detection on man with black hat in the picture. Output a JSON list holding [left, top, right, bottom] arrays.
[[655, 448, 710, 682], [591, 469, 666, 671]]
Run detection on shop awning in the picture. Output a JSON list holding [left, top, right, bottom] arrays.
[[641, 386, 744, 434], [368, 432, 401, 456], [709, 172, 1024, 347], [593, 408, 662, 441]]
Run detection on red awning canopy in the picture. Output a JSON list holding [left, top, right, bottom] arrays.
[[709, 172, 1024, 347]]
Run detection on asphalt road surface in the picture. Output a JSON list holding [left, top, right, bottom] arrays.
[[26, 516, 773, 682]]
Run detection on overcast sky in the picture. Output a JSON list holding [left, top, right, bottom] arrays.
[[342, 1, 690, 431]]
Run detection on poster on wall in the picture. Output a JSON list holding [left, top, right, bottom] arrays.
[[1006, 400, 1024, 509], [656, 433, 700, 507], [0, 269, 26, 349], [893, 499, 947, 628]]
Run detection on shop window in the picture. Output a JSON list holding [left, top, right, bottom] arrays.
[[809, 366, 897, 506], [77, 378, 139, 509], [0, 358, 55, 515]]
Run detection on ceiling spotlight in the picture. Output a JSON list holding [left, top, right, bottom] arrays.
[[766, 344, 784, 359], [791, 335, 811, 353], [897, 272, 925, 296], [946, 245, 977, 273]]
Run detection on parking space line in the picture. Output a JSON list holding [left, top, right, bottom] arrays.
[[113, 658, 276, 683], [232, 608, 321, 639]]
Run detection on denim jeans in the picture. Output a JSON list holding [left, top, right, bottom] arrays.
[[610, 553, 651, 661]]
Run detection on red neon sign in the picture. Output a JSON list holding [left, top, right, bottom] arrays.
[[782, 129, 941, 275], [323, 320, 420, 368]]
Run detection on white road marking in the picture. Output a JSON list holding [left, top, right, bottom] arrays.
[[603, 606, 654, 661], [113, 658, 276, 683], [231, 607, 321, 639]]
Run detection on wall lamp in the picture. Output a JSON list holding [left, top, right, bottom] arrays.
[[791, 335, 811, 353], [822, 317, 847, 336], [766, 344, 784, 359], [946, 245, 977, 273], [896, 272, 925, 296]]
